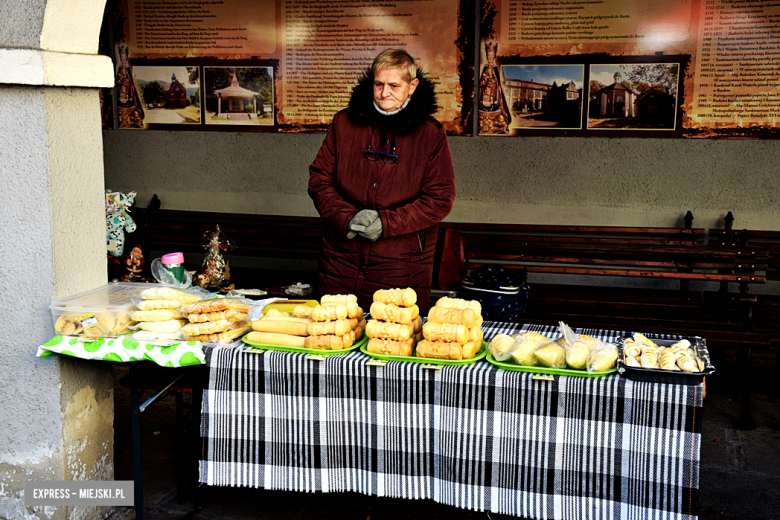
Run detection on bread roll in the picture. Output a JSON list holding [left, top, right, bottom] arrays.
[[264, 308, 292, 317], [365, 320, 412, 341], [367, 338, 413, 357], [565, 341, 590, 370], [589, 347, 618, 372], [369, 302, 413, 324], [623, 338, 641, 358], [140, 287, 201, 302], [624, 355, 641, 367], [136, 319, 188, 332], [181, 320, 235, 336], [186, 308, 247, 323], [181, 299, 250, 314], [427, 306, 477, 329], [304, 334, 344, 350], [137, 299, 185, 311], [462, 340, 480, 359], [291, 305, 313, 318], [422, 321, 469, 344], [640, 348, 658, 369], [246, 331, 306, 348], [373, 288, 417, 307], [131, 309, 184, 322], [411, 315, 423, 334], [416, 339, 463, 360], [320, 294, 358, 305], [435, 297, 482, 316], [310, 304, 348, 322], [489, 334, 516, 359], [252, 319, 309, 336], [189, 323, 252, 343], [659, 349, 679, 371], [534, 342, 566, 368], [468, 326, 484, 343], [633, 332, 658, 350], [307, 319, 351, 337], [677, 353, 698, 372]]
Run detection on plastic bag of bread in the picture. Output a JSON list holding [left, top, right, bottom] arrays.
[[488, 334, 516, 360], [588, 342, 619, 373], [510, 332, 552, 366], [180, 298, 252, 315], [188, 323, 253, 344], [139, 287, 204, 302], [131, 309, 184, 322], [488, 331, 550, 363], [556, 321, 591, 370], [533, 342, 567, 368], [134, 319, 188, 333], [181, 320, 236, 337], [136, 299, 187, 311]]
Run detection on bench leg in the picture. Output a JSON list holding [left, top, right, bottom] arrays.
[[734, 347, 757, 430]]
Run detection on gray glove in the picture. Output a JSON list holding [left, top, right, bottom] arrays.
[[357, 217, 383, 242], [347, 209, 379, 239]]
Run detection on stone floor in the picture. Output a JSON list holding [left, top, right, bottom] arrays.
[[109, 349, 780, 520]]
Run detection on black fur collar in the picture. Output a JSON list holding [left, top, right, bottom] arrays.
[[347, 68, 439, 135]]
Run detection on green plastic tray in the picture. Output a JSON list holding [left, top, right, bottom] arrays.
[[486, 352, 617, 378], [360, 341, 488, 366], [242, 334, 367, 356]]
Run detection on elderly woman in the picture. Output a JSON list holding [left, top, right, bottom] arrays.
[[308, 48, 456, 311]]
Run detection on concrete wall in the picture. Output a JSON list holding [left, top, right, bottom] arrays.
[[103, 131, 780, 231], [0, 85, 113, 520], [0, 0, 46, 49]]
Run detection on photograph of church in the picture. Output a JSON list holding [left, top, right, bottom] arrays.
[[204, 67, 274, 126], [587, 63, 679, 130], [131, 66, 201, 125]]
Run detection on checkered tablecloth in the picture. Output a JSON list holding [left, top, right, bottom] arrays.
[[200, 322, 702, 520]]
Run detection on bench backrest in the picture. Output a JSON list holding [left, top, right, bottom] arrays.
[[443, 222, 766, 286], [709, 228, 780, 282]]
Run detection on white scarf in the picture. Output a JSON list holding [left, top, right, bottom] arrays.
[[373, 96, 411, 116]]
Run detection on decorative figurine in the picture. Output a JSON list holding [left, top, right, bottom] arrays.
[[121, 245, 144, 281]]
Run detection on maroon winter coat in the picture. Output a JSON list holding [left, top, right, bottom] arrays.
[[308, 70, 455, 312]]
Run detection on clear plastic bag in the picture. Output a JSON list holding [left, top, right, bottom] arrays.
[[488, 331, 551, 365], [151, 257, 193, 289]]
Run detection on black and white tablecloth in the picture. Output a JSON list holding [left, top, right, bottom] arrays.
[[200, 323, 702, 520]]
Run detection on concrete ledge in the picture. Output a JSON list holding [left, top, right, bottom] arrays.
[[0, 48, 113, 88]]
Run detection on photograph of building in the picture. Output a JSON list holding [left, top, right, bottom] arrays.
[[204, 67, 274, 126], [587, 63, 679, 130], [500, 65, 584, 130], [132, 66, 201, 125]]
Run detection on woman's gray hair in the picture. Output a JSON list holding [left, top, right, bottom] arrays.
[[370, 49, 418, 83]]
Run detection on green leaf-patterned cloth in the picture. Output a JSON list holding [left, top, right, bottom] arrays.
[[36, 335, 205, 367]]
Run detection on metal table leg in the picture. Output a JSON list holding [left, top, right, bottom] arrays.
[[129, 362, 145, 520]]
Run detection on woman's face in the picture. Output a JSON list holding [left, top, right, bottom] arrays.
[[374, 68, 419, 112]]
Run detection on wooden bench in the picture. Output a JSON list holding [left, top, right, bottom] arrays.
[[443, 216, 766, 338], [130, 205, 324, 289]]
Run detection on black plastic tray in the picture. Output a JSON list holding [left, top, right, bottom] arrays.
[[617, 335, 715, 385]]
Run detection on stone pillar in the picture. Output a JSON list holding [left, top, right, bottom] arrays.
[[0, 1, 116, 520]]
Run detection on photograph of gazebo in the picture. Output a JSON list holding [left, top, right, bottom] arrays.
[[587, 63, 679, 131], [501, 65, 584, 130], [205, 67, 274, 126], [132, 66, 201, 125]]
